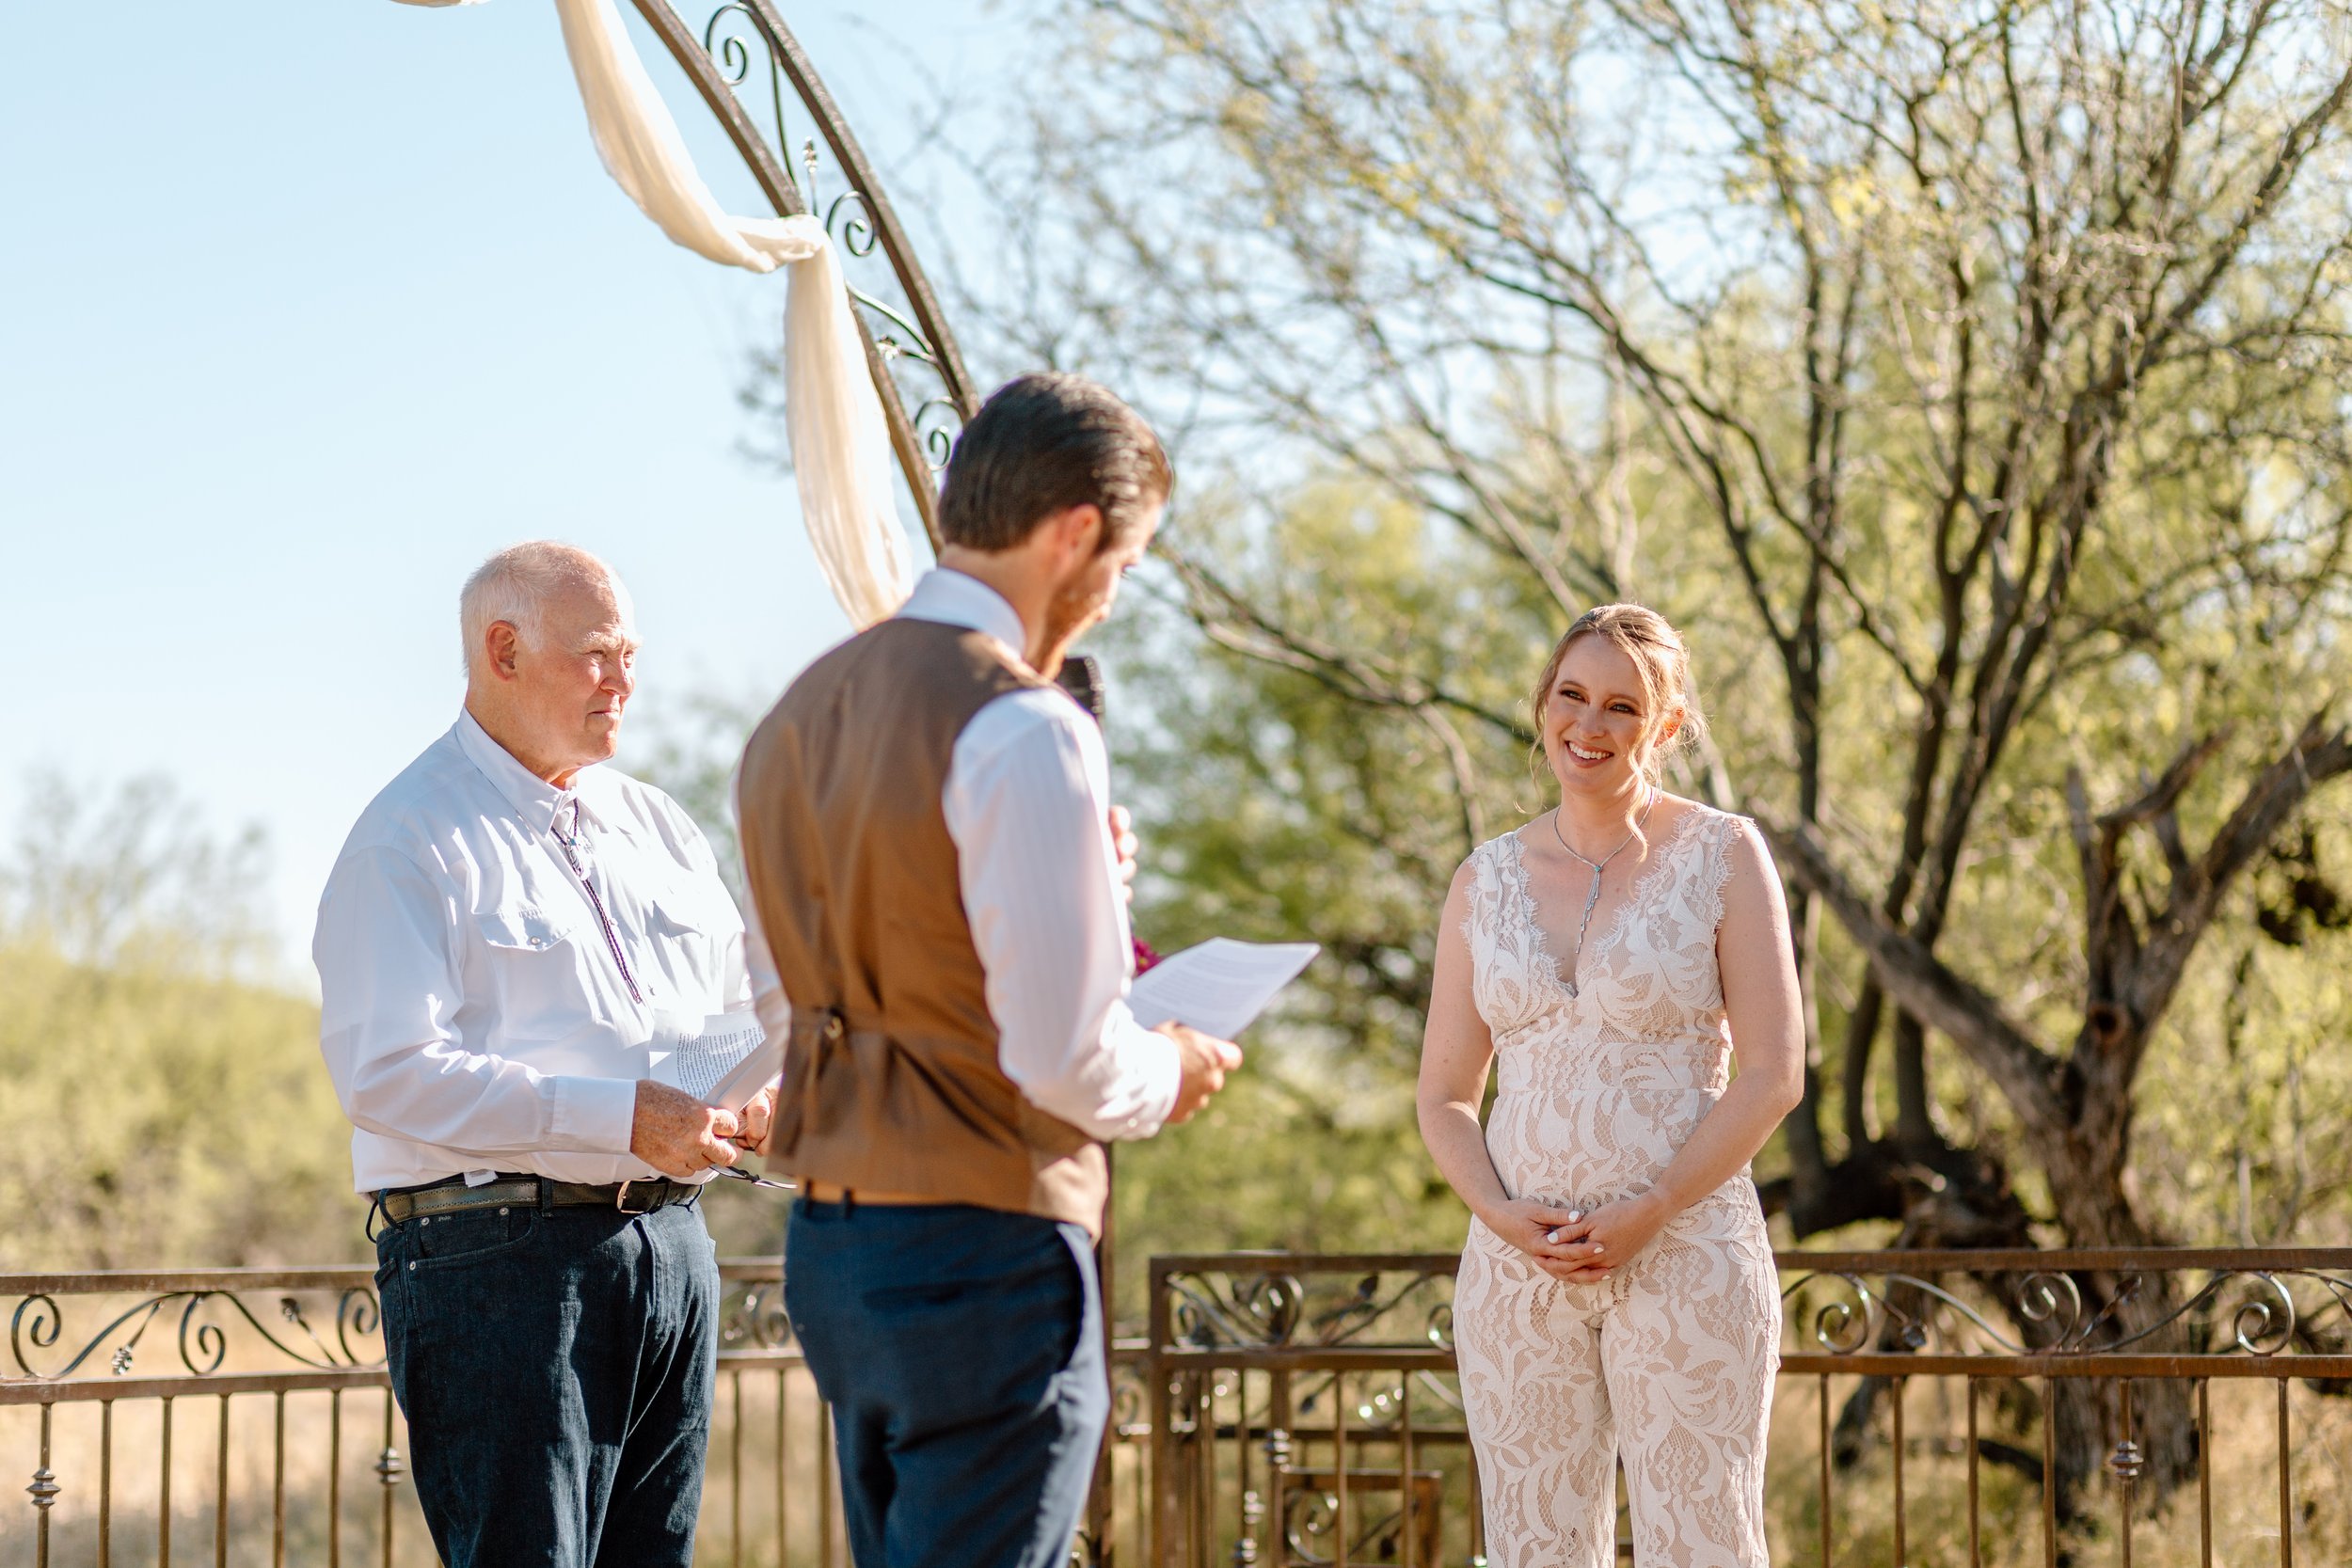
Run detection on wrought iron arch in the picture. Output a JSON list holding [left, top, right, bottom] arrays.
[[628, 0, 979, 554]]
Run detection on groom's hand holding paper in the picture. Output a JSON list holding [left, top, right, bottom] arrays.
[[1131, 937, 1319, 1122], [1128, 937, 1318, 1039], [1161, 1024, 1243, 1124]]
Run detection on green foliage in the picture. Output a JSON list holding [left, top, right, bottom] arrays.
[[970, 0, 2352, 1262], [0, 939, 362, 1271], [0, 775, 365, 1272]]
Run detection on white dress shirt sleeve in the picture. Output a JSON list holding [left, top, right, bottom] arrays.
[[314, 845, 641, 1160], [730, 768, 795, 1050], [740, 888, 794, 1050], [946, 689, 1183, 1141], [672, 804, 755, 1018]]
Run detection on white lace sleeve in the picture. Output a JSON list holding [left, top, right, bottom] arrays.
[[1693, 813, 1745, 935], [1461, 834, 1549, 1037]]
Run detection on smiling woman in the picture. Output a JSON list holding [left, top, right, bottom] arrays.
[[1524, 604, 1708, 788], [1416, 601, 1806, 1568]]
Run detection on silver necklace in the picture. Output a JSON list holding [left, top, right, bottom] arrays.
[[1549, 786, 1661, 998]]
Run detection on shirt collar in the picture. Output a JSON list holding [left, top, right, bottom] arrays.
[[896, 568, 1029, 660], [453, 708, 603, 836]]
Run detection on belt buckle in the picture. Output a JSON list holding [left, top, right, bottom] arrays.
[[614, 1180, 661, 1215]]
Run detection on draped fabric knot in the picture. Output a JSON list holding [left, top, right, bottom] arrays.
[[390, 0, 914, 628]]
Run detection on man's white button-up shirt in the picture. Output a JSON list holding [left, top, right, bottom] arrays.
[[744, 568, 1183, 1142], [315, 711, 751, 1192]]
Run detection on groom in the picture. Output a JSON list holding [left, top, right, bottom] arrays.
[[738, 372, 1243, 1568]]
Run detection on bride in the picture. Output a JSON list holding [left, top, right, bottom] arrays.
[[1417, 604, 1804, 1567]]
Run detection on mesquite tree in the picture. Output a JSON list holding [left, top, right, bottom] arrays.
[[945, 0, 2352, 1513]]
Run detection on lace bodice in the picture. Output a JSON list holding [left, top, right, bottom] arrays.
[[1461, 803, 1750, 1209]]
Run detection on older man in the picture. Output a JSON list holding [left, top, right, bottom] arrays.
[[315, 542, 760, 1568]]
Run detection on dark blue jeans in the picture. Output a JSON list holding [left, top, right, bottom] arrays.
[[785, 1198, 1108, 1568], [373, 1197, 718, 1568]]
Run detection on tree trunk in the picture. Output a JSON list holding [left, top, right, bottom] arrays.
[[2030, 1058, 2199, 1525]]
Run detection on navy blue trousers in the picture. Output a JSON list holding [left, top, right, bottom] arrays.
[[374, 1198, 718, 1568], [785, 1198, 1108, 1568]]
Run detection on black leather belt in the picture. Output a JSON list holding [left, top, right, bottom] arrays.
[[380, 1174, 701, 1224]]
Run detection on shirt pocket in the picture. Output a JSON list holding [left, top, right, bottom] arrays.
[[645, 895, 707, 941], [470, 902, 602, 1043], [475, 904, 573, 954], [646, 876, 740, 947]]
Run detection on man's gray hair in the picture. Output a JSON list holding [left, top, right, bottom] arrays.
[[459, 542, 628, 677]]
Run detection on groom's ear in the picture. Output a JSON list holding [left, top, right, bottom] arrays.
[[1043, 502, 1106, 561]]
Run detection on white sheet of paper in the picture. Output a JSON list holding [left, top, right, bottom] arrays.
[[1126, 938, 1319, 1039], [647, 1011, 781, 1109]]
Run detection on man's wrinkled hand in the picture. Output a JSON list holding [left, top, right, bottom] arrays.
[[1109, 804, 1139, 905], [732, 1084, 779, 1157], [1160, 1022, 1242, 1125], [630, 1080, 743, 1180]]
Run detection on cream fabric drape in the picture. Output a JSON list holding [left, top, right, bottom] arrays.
[[393, 0, 914, 628]]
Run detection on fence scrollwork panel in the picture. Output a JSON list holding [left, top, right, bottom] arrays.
[[1776, 1256, 2352, 1360], [6, 1279, 388, 1386]]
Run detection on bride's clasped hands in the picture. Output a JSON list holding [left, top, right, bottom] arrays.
[[1474, 1193, 1672, 1286]]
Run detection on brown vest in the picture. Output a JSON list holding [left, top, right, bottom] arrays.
[[736, 617, 1110, 1234]]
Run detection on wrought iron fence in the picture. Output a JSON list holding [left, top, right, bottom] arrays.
[[9, 1249, 2350, 1566], [1141, 1248, 2352, 1568], [0, 1261, 830, 1568]]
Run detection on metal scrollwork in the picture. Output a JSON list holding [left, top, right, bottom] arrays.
[[1170, 1271, 1304, 1349], [2226, 1273, 2296, 1355], [721, 1280, 794, 1351], [1281, 1488, 1408, 1568], [853, 292, 944, 368], [336, 1287, 381, 1365], [913, 397, 962, 469], [824, 190, 880, 259], [9, 1293, 61, 1378], [1282, 1487, 1338, 1561], [643, 0, 983, 544], [178, 1295, 230, 1376], [3, 1287, 387, 1384], [1783, 1272, 1874, 1354], [2014, 1269, 2085, 1347], [1166, 1267, 1454, 1352], [702, 2, 801, 207], [1774, 1261, 2352, 1359]]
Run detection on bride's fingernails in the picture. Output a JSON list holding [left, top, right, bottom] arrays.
[[1590, 1243, 1604, 1253], [1546, 1229, 1562, 1244], [1568, 1211, 1582, 1221]]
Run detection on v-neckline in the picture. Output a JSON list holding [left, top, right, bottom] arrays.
[[1506, 806, 1700, 1000]]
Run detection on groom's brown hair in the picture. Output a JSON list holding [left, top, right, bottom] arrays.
[[939, 372, 1172, 553]]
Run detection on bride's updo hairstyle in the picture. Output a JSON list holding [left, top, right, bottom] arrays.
[[1529, 604, 1708, 782]]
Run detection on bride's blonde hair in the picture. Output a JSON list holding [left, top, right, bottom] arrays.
[[1529, 604, 1708, 782]]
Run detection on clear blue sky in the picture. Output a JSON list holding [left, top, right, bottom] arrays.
[[3, 1, 1036, 970]]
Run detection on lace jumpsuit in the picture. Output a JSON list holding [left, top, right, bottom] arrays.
[[1452, 805, 1780, 1568]]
